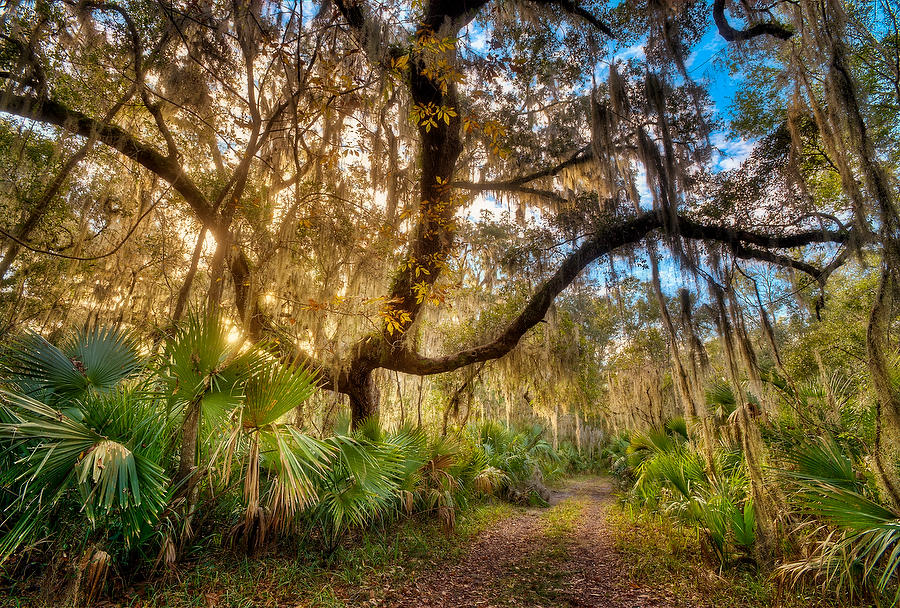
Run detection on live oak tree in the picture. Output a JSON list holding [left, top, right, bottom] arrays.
[[0, 0, 882, 445], [6, 0, 900, 572]]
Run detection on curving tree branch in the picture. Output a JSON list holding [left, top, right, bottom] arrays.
[[382, 211, 848, 376], [533, 0, 615, 38], [713, 0, 793, 42], [0, 93, 218, 228]]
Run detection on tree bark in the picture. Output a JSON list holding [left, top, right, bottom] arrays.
[[712, 0, 793, 42], [172, 226, 207, 322], [865, 268, 900, 507], [346, 369, 380, 429], [177, 399, 201, 486]]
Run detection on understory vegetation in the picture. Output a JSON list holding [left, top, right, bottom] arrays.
[[0, 314, 599, 604], [603, 330, 900, 607], [2, 0, 900, 605]]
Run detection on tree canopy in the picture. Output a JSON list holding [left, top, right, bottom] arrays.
[[0, 0, 896, 432], [4, 1, 900, 602]]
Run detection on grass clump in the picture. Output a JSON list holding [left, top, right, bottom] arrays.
[[105, 502, 511, 608], [542, 498, 584, 541], [607, 503, 872, 608]]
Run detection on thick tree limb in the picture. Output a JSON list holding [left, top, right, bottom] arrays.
[[728, 243, 822, 278], [383, 211, 848, 376], [675, 215, 846, 250], [0, 93, 217, 228], [713, 0, 793, 42]]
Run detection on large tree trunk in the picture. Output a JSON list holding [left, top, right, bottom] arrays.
[[347, 369, 379, 429], [865, 268, 900, 507]]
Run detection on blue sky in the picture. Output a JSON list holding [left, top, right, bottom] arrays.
[[456, 19, 789, 301]]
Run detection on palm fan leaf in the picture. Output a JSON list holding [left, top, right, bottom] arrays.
[[782, 436, 862, 492], [0, 389, 169, 558], [241, 359, 318, 430], [64, 326, 143, 393]]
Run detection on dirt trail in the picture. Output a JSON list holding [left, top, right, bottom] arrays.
[[383, 476, 673, 608]]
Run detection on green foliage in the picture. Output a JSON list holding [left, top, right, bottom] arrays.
[[2, 326, 142, 409], [617, 418, 756, 566], [470, 421, 559, 504], [0, 317, 608, 604], [0, 387, 171, 563], [160, 311, 260, 437], [779, 437, 900, 605]]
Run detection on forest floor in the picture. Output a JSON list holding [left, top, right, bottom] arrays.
[[4, 475, 851, 607], [383, 475, 671, 607]]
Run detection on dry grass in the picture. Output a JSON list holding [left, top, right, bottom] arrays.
[[606, 504, 876, 608]]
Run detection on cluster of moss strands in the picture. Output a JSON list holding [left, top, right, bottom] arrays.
[[785, 0, 900, 510]]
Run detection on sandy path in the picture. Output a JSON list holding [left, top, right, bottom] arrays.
[[383, 476, 674, 608]]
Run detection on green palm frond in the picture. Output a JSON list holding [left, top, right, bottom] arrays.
[[0, 389, 169, 560], [666, 417, 689, 441], [797, 481, 895, 530], [642, 448, 707, 500], [162, 312, 246, 403], [261, 428, 333, 530], [207, 353, 322, 538], [2, 327, 142, 407], [729, 498, 755, 549], [356, 416, 386, 443], [241, 359, 317, 429], [2, 331, 87, 404], [781, 479, 900, 604], [627, 421, 687, 466], [161, 312, 266, 438], [778, 434, 900, 603], [64, 326, 143, 393], [310, 434, 399, 545], [706, 380, 737, 414], [784, 436, 862, 492]]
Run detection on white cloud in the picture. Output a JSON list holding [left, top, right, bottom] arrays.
[[711, 132, 756, 171], [615, 41, 646, 63], [463, 24, 491, 53]]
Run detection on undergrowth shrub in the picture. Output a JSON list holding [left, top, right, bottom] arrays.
[[0, 316, 585, 603]]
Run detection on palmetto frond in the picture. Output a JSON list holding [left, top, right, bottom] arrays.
[[161, 311, 268, 443], [311, 434, 399, 545], [213, 354, 323, 536], [0, 389, 169, 561], [162, 312, 253, 402], [784, 436, 861, 492], [241, 359, 318, 430], [778, 437, 900, 603], [1, 327, 142, 407], [780, 479, 900, 603], [263, 428, 334, 528], [66, 326, 143, 393], [473, 465, 508, 495], [705, 380, 737, 422]]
